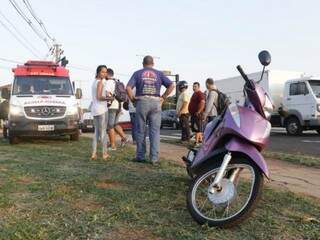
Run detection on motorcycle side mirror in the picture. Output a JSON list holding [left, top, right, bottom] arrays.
[[258, 50, 271, 66]]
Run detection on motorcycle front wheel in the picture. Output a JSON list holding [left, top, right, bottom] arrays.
[[186, 157, 264, 228]]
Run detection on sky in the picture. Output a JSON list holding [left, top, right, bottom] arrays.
[[0, 0, 320, 107]]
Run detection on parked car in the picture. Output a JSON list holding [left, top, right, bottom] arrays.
[[80, 112, 94, 132], [116, 110, 132, 130], [161, 109, 180, 129]]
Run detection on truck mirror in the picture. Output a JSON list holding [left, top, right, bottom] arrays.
[[258, 50, 271, 66], [1, 88, 10, 100], [75, 88, 82, 99]]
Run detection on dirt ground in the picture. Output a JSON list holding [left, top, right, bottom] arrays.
[[81, 133, 320, 198], [158, 142, 320, 199]]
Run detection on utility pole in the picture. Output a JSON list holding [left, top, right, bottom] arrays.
[[53, 43, 62, 63]]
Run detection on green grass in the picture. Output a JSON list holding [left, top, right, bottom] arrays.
[[161, 138, 320, 168], [262, 151, 320, 168], [0, 137, 319, 239]]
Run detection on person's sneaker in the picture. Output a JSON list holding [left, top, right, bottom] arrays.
[[150, 160, 160, 166], [108, 146, 117, 151], [132, 158, 146, 163], [120, 138, 129, 147]]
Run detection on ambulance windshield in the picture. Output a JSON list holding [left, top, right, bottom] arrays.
[[12, 76, 73, 96]]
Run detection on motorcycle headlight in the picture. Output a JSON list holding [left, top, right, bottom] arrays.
[[263, 94, 274, 120], [67, 105, 78, 115], [317, 104, 320, 112], [187, 150, 196, 163], [9, 105, 24, 116]]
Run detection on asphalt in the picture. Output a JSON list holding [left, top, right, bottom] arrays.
[[159, 127, 320, 157]]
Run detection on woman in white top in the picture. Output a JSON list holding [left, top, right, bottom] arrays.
[[90, 65, 109, 160]]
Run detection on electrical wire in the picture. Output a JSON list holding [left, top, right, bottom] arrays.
[[0, 17, 40, 58], [22, 0, 54, 41], [0, 57, 23, 64], [8, 0, 52, 49], [0, 9, 42, 56], [68, 65, 131, 77], [0, 65, 12, 70]]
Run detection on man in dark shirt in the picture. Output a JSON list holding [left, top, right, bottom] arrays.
[[188, 82, 205, 146], [126, 56, 175, 164]]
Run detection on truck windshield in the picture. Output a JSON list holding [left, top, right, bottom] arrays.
[[309, 80, 320, 98], [12, 76, 73, 95]]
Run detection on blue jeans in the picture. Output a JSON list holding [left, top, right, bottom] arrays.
[[130, 112, 138, 142], [136, 99, 161, 161]]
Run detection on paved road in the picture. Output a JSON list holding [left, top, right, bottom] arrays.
[[159, 127, 320, 157]]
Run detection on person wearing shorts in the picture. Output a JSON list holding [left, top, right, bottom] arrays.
[[106, 68, 128, 150]]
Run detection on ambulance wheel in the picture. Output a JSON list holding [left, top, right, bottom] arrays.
[[9, 132, 19, 145], [70, 130, 80, 141], [3, 126, 8, 139]]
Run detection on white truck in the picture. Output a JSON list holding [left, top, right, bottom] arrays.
[[216, 70, 320, 135]]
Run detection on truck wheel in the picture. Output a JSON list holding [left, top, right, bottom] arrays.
[[285, 117, 302, 136], [70, 130, 80, 141]]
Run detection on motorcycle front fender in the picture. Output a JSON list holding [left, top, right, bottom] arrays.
[[225, 137, 270, 179]]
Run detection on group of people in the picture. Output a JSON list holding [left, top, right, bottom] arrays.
[[90, 55, 218, 163], [176, 78, 219, 147], [90, 56, 174, 164], [90, 66, 129, 160]]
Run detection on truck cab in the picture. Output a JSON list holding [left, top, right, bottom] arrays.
[[3, 61, 82, 144], [283, 78, 320, 135]]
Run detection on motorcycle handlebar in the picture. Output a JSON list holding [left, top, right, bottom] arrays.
[[236, 65, 250, 83]]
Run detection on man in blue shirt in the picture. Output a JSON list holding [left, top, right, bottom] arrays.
[[126, 56, 175, 164]]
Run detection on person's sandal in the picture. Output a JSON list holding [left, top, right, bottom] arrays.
[[120, 138, 129, 147], [91, 154, 97, 161], [102, 153, 109, 160]]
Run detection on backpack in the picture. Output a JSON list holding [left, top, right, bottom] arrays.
[[113, 79, 127, 102], [212, 89, 230, 115]]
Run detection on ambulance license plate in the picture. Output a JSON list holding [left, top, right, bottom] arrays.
[[38, 125, 55, 131]]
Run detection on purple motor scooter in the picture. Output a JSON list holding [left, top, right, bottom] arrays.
[[183, 51, 274, 227]]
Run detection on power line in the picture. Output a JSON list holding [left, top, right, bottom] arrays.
[[0, 9, 42, 56], [0, 17, 40, 58], [68, 65, 131, 77], [1, 57, 131, 78], [0, 57, 22, 64], [0, 65, 12, 70], [8, 0, 52, 49], [22, 0, 54, 41]]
